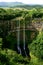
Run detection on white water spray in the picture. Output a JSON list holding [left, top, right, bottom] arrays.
[[17, 21, 21, 54], [23, 21, 27, 56]]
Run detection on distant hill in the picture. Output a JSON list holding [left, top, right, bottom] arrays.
[[0, 2, 43, 9], [14, 5, 43, 9], [0, 2, 24, 7]]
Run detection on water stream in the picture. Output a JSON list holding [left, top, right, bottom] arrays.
[[17, 21, 21, 54], [23, 22, 27, 56], [17, 21, 29, 57]]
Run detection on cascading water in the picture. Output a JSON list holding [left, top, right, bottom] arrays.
[[23, 22, 27, 56], [17, 21, 30, 57], [17, 21, 21, 54]]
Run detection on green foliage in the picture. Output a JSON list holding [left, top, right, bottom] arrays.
[[0, 8, 43, 65], [0, 8, 43, 20], [0, 49, 43, 65], [32, 9, 43, 18], [0, 53, 10, 65], [30, 31, 43, 59], [0, 49, 30, 65], [0, 8, 7, 14], [0, 38, 2, 43], [0, 38, 2, 48], [2, 33, 17, 50]]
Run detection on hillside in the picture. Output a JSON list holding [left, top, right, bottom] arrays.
[[0, 2, 24, 7], [0, 2, 43, 9], [14, 5, 43, 9], [0, 8, 43, 65]]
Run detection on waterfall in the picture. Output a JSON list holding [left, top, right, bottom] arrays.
[[17, 21, 28, 56], [17, 21, 21, 54], [23, 22, 27, 56]]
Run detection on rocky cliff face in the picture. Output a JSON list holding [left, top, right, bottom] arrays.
[[0, 18, 43, 32], [0, 19, 43, 57], [0, 18, 43, 39], [32, 18, 43, 31]]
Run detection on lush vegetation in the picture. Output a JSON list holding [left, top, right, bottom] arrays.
[[0, 7, 43, 65], [30, 31, 43, 59]]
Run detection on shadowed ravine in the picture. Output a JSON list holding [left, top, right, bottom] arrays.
[[16, 21, 30, 58], [0, 20, 38, 59]]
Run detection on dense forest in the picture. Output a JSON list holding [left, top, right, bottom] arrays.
[[0, 7, 43, 65]]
